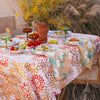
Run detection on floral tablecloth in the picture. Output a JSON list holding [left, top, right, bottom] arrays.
[[0, 33, 100, 100]]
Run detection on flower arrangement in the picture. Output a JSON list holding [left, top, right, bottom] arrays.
[[15, 0, 69, 30]]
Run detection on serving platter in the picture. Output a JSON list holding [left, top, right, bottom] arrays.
[[31, 45, 56, 55], [48, 30, 72, 37]]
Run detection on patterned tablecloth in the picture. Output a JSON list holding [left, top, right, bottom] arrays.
[[0, 33, 100, 100]]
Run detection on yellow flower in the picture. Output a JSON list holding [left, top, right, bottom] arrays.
[[15, 13, 18, 17], [15, 0, 68, 29]]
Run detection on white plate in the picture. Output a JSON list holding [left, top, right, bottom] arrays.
[[63, 38, 81, 45], [0, 39, 19, 47], [48, 30, 72, 37]]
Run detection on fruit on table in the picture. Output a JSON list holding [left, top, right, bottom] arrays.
[[37, 39, 41, 45], [10, 39, 13, 42], [27, 39, 41, 47], [62, 32, 68, 35], [54, 32, 61, 35], [27, 41, 33, 47], [48, 40, 58, 44], [19, 43, 27, 49], [10, 46, 14, 51], [16, 45, 20, 49], [28, 33, 39, 39], [10, 46, 18, 51], [9, 43, 27, 51], [28, 34, 33, 39], [69, 38, 79, 41], [41, 46, 49, 51], [14, 47, 18, 51], [33, 33, 39, 39], [54, 31, 68, 35], [33, 41, 38, 47]]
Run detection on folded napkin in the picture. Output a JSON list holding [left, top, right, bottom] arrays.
[[31, 47, 73, 80], [64, 38, 96, 70]]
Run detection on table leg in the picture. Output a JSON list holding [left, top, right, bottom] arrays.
[[97, 53, 100, 84], [57, 86, 67, 100]]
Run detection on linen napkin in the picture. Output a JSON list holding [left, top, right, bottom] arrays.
[[64, 38, 96, 70], [31, 48, 73, 80]]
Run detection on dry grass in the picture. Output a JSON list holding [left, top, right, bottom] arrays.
[[66, 83, 100, 100], [69, 14, 100, 36], [63, 0, 100, 36], [49, 0, 100, 36]]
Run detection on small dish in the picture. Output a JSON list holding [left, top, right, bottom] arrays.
[[8, 43, 26, 54], [63, 38, 80, 45]]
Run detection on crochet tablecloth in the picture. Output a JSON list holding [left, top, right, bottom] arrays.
[[0, 33, 100, 100]]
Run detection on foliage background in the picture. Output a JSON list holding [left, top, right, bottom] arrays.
[[16, 0, 100, 36]]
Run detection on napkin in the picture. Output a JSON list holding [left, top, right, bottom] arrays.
[[47, 49, 73, 80], [31, 47, 73, 80], [64, 38, 96, 70]]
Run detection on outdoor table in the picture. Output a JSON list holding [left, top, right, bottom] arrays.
[[0, 32, 100, 100]]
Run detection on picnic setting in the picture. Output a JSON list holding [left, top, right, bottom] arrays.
[[0, 0, 100, 100]]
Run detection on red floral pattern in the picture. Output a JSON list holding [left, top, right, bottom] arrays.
[[20, 82, 30, 97], [14, 99, 20, 100], [31, 74, 44, 91], [0, 56, 8, 67]]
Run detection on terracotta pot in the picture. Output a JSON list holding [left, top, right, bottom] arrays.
[[36, 22, 49, 43]]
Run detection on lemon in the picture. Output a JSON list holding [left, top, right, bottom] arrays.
[[19, 43, 27, 49], [48, 40, 58, 44]]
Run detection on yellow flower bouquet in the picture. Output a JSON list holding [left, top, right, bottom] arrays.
[[16, 0, 69, 30]]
